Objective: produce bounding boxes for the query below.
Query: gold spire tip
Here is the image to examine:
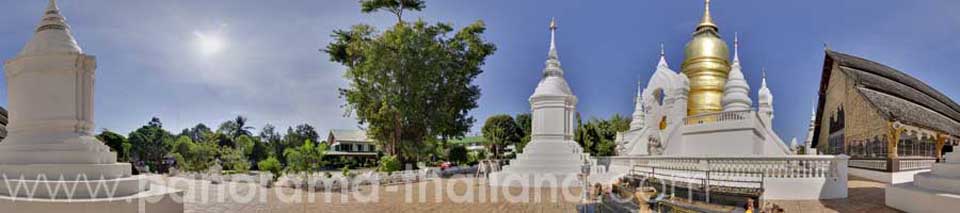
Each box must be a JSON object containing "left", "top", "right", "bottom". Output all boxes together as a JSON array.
[{"left": 549, "top": 17, "right": 557, "bottom": 30}]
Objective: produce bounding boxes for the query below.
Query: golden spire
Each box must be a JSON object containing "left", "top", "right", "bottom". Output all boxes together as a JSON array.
[
  {"left": 682, "top": 0, "right": 730, "bottom": 116},
  {"left": 697, "top": 0, "right": 718, "bottom": 31}
]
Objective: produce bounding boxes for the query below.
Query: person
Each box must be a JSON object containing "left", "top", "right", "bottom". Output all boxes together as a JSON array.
[{"left": 745, "top": 198, "right": 755, "bottom": 213}]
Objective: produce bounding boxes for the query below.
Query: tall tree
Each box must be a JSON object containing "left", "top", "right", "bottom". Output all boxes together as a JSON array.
[
  {"left": 360, "top": 0, "right": 425, "bottom": 22},
  {"left": 180, "top": 123, "right": 212, "bottom": 142},
  {"left": 284, "top": 124, "right": 318, "bottom": 148},
  {"left": 97, "top": 129, "right": 131, "bottom": 162},
  {"left": 218, "top": 116, "right": 254, "bottom": 140},
  {"left": 514, "top": 113, "right": 532, "bottom": 153},
  {"left": 325, "top": 0, "right": 495, "bottom": 163},
  {"left": 481, "top": 114, "right": 521, "bottom": 159},
  {"left": 129, "top": 117, "right": 175, "bottom": 173}
]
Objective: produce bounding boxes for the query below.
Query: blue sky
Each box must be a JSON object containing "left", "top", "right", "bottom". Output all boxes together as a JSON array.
[{"left": 0, "top": 0, "right": 957, "bottom": 143}]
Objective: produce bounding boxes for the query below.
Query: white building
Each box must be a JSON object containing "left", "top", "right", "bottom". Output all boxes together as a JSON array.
[
  {"left": 489, "top": 18, "right": 589, "bottom": 187},
  {"left": 600, "top": 0, "right": 849, "bottom": 201},
  {"left": 0, "top": 1, "right": 181, "bottom": 211}
]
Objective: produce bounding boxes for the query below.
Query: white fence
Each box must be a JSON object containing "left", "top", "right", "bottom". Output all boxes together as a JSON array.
[{"left": 598, "top": 155, "right": 849, "bottom": 200}]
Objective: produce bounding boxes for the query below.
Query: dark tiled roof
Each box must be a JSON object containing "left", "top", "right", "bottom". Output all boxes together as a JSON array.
[{"left": 826, "top": 50, "right": 960, "bottom": 136}]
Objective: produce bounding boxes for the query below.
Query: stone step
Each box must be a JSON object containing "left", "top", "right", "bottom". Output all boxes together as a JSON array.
[
  {"left": 931, "top": 163, "right": 960, "bottom": 178},
  {"left": 914, "top": 172, "right": 960, "bottom": 194},
  {"left": 0, "top": 163, "right": 132, "bottom": 180},
  {"left": 0, "top": 150, "right": 117, "bottom": 164},
  {"left": 0, "top": 176, "right": 148, "bottom": 199}
]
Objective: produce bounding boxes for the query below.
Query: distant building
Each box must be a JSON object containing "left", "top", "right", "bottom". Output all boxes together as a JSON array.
[
  {"left": 812, "top": 50, "right": 960, "bottom": 183},
  {"left": 449, "top": 135, "right": 485, "bottom": 152},
  {"left": 325, "top": 129, "right": 378, "bottom": 158}
]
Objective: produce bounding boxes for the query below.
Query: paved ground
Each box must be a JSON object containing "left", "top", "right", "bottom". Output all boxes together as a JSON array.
[
  {"left": 768, "top": 177, "right": 902, "bottom": 213},
  {"left": 148, "top": 175, "right": 903, "bottom": 212},
  {"left": 148, "top": 175, "right": 585, "bottom": 212}
]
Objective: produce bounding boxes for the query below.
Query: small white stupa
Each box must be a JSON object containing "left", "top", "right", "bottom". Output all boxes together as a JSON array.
[
  {"left": 489, "top": 18, "right": 588, "bottom": 187},
  {"left": 0, "top": 1, "right": 182, "bottom": 212}
]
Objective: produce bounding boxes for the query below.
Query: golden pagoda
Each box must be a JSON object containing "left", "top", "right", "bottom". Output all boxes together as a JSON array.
[{"left": 681, "top": 0, "right": 731, "bottom": 116}]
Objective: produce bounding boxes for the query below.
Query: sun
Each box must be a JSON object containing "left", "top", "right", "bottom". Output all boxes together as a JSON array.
[{"left": 194, "top": 31, "right": 225, "bottom": 55}]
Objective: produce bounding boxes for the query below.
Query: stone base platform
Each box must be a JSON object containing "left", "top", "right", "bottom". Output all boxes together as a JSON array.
[
  {"left": 886, "top": 182, "right": 960, "bottom": 213},
  {"left": 0, "top": 184, "right": 183, "bottom": 213}
]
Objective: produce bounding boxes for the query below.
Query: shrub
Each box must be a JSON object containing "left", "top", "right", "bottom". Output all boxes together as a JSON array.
[
  {"left": 378, "top": 155, "right": 401, "bottom": 173},
  {"left": 447, "top": 146, "right": 468, "bottom": 165},
  {"left": 257, "top": 157, "right": 282, "bottom": 182}
]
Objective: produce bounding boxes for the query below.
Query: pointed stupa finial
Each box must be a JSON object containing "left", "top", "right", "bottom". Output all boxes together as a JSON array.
[
  {"left": 697, "top": 0, "right": 718, "bottom": 31},
  {"left": 548, "top": 17, "right": 558, "bottom": 59},
  {"left": 19, "top": 0, "right": 82, "bottom": 56},
  {"left": 657, "top": 43, "right": 669, "bottom": 67},
  {"left": 733, "top": 32, "right": 740, "bottom": 64},
  {"left": 543, "top": 17, "right": 563, "bottom": 77},
  {"left": 47, "top": 0, "right": 59, "bottom": 12},
  {"left": 761, "top": 67, "right": 768, "bottom": 87},
  {"left": 660, "top": 43, "right": 665, "bottom": 57}
]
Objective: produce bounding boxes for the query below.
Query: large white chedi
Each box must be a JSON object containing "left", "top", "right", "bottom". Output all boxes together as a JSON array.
[
  {"left": 489, "top": 19, "right": 587, "bottom": 187},
  {"left": 886, "top": 151, "right": 960, "bottom": 213},
  {"left": 0, "top": 1, "right": 182, "bottom": 212},
  {"left": 601, "top": 0, "right": 848, "bottom": 200},
  {"left": 616, "top": 35, "right": 791, "bottom": 157}
]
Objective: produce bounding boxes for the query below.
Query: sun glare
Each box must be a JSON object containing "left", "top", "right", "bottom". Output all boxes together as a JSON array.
[{"left": 194, "top": 31, "right": 225, "bottom": 55}]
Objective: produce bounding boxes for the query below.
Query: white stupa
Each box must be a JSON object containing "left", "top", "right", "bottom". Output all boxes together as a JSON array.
[
  {"left": 489, "top": 18, "right": 587, "bottom": 187},
  {"left": 0, "top": 1, "right": 182, "bottom": 212}
]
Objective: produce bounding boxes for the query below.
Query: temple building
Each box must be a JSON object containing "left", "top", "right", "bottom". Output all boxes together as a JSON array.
[
  {"left": 812, "top": 50, "right": 960, "bottom": 183},
  {"left": 600, "top": 0, "right": 849, "bottom": 201},
  {"left": 615, "top": 0, "right": 790, "bottom": 157}
]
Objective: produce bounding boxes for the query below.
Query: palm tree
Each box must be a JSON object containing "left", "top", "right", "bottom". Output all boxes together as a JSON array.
[
  {"left": 232, "top": 116, "right": 254, "bottom": 139},
  {"left": 219, "top": 116, "right": 255, "bottom": 140}
]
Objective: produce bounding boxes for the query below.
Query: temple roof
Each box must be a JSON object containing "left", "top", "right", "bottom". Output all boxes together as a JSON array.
[
  {"left": 19, "top": 0, "right": 82, "bottom": 56},
  {"left": 822, "top": 50, "right": 960, "bottom": 136}
]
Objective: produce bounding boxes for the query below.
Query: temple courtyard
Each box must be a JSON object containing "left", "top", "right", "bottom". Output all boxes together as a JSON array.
[{"left": 142, "top": 175, "right": 901, "bottom": 212}]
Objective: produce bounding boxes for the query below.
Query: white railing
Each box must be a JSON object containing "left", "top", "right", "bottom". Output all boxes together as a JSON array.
[
  {"left": 683, "top": 109, "right": 753, "bottom": 126},
  {"left": 601, "top": 155, "right": 848, "bottom": 179}
]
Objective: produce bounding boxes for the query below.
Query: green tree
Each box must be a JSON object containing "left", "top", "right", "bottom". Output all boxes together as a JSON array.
[
  {"left": 179, "top": 123, "right": 212, "bottom": 142},
  {"left": 283, "top": 124, "right": 319, "bottom": 148},
  {"left": 257, "top": 157, "right": 283, "bottom": 182},
  {"left": 171, "top": 135, "right": 218, "bottom": 172},
  {"left": 377, "top": 155, "right": 401, "bottom": 173},
  {"left": 259, "top": 124, "right": 286, "bottom": 164},
  {"left": 447, "top": 146, "right": 468, "bottom": 165},
  {"left": 129, "top": 117, "right": 175, "bottom": 173},
  {"left": 218, "top": 116, "right": 254, "bottom": 140},
  {"left": 97, "top": 129, "right": 131, "bottom": 162},
  {"left": 221, "top": 147, "right": 250, "bottom": 173},
  {"left": 481, "top": 114, "right": 520, "bottom": 159},
  {"left": 283, "top": 139, "right": 328, "bottom": 177},
  {"left": 325, "top": 0, "right": 495, "bottom": 164},
  {"left": 360, "top": 0, "right": 425, "bottom": 22},
  {"left": 514, "top": 113, "right": 532, "bottom": 153}
]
